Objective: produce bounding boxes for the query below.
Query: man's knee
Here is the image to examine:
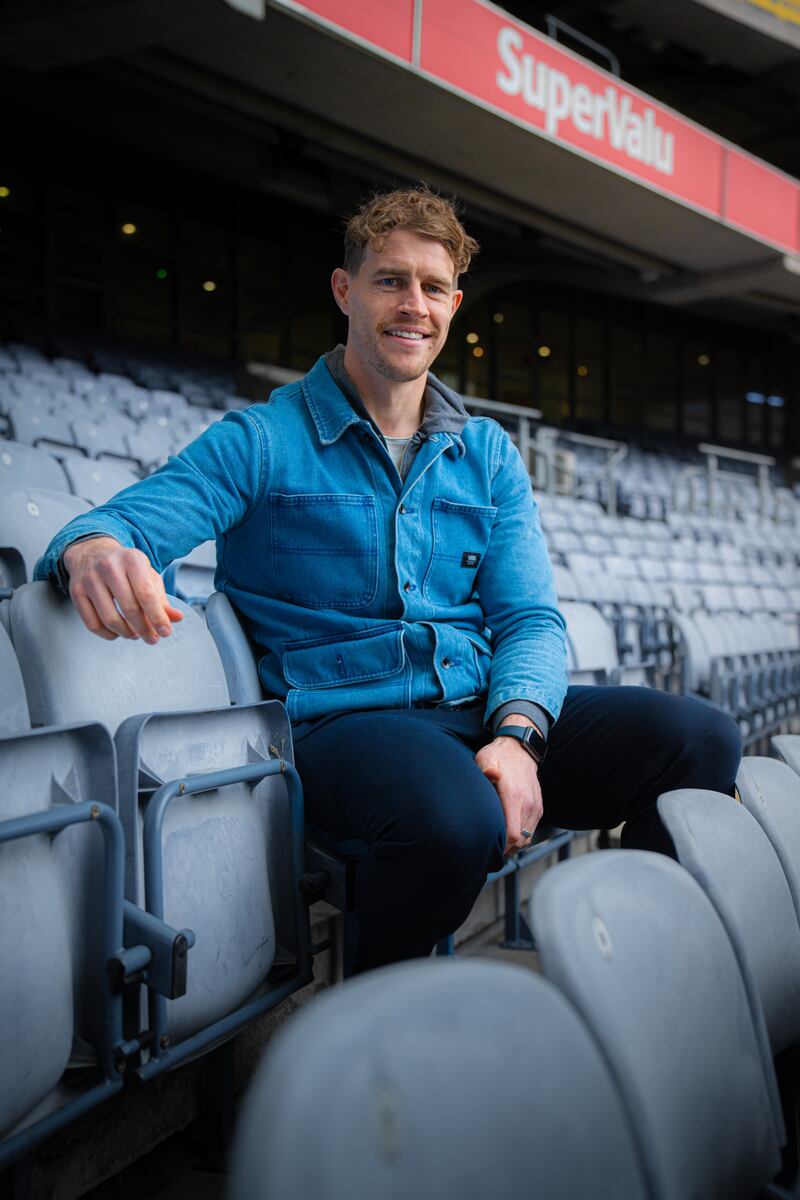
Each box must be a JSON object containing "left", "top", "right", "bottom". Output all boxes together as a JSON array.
[
  {"left": 411, "top": 784, "right": 505, "bottom": 878},
  {"left": 656, "top": 694, "right": 742, "bottom": 794}
]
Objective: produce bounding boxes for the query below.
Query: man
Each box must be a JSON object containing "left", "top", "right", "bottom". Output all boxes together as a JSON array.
[{"left": 36, "top": 185, "right": 741, "bottom": 974}]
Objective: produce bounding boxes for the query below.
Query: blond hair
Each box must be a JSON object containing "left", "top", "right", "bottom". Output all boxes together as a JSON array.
[{"left": 343, "top": 184, "right": 479, "bottom": 279}]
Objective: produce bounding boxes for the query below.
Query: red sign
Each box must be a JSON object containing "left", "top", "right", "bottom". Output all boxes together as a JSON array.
[
  {"left": 273, "top": 0, "right": 800, "bottom": 254},
  {"left": 724, "top": 150, "right": 800, "bottom": 253},
  {"left": 274, "top": 0, "right": 414, "bottom": 62},
  {"left": 419, "top": 0, "right": 724, "bottom": 217}
]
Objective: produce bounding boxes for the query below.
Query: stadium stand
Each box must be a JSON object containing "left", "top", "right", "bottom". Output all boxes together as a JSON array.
[{"left": 2, "top": 324, "right": 800, "bottom": 1192}]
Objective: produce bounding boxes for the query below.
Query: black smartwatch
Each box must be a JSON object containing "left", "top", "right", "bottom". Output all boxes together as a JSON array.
[{"left": 495, "top": 723, "right": 547, "bottom": 766}]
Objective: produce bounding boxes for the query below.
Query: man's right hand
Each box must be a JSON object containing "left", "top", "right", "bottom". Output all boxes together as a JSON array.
[{"left": 63, "top": 537, "right": 184, "bottom": 644}]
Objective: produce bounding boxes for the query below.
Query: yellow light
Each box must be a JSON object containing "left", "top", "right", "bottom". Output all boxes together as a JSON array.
[
  {"left": 493, "top": 312, "right": 504, "bottom": 324},
  {"left": 466, "top": 332, "right": 479, "bottom": 344},
  {"left": 472, "top": 346, "right": 484, "bottom": 358},
  {"left": 698, "top": 353, "right": 710, "bottom": 366},
  {"left": 0, "top": 187, "right": 9, "bottom": 199},
  {"left": 203, "top": 280, "right": 217, "bottom": 293},
  {"left": 121, "top": 223, "right": 137, "bottom": 236},
  {"left": 577, "top": 365, "right": 589, "bottom": 377},
  {"left": 538, "top": 345, "right": 551, "bottom": 358}
]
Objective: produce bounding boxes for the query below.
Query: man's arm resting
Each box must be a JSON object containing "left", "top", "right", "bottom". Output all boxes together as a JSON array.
[{"left": 62, "top": 536, "right": 184, "bottom": 643}]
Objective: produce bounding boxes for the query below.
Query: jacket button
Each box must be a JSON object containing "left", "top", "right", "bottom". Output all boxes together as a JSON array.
[
  {"left": 403, "top": 580, "right": 416, "bottom": 593},
  {"left": 441, "top": 657, "right": 452, "bottom": 669},
  {"left": 399, "top": 503, "right": 406, "bottom": 515}
]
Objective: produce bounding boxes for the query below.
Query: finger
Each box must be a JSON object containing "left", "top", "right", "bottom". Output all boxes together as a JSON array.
[
  {"left": 99, "top": 556, "right": 172, "bottom": 640},
  {"left": 71, "top": 585, "right": 128, "bottom": 640},
  {"left": 83, "top": 573, "right": 142, "bottom": 639}
]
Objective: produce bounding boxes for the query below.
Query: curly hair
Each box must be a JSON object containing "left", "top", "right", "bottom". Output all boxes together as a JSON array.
[{"left": 343, "top": 184, "right": 479, "bottom": 279}]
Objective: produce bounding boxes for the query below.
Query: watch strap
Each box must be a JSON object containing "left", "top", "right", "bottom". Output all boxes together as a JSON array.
[{"left": 494, "top": 724, "right": 547, "bottom": 766}]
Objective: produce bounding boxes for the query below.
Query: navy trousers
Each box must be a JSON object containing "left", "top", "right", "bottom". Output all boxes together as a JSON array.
[{"left": 294, "top": 686, "right": 741, "bottom": 974}]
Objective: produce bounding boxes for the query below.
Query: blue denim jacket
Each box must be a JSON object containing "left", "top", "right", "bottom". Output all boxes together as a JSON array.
[{"left": 36, "top": 356, "right": 568, "bottom": 726}]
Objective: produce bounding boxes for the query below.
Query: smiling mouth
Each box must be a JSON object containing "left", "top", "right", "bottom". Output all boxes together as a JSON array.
[{"left": 383, "top": 329, "right": 431, "bottom": 341}]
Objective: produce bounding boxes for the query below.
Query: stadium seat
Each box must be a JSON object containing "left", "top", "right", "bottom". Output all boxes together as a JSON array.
[
  {"left": 658, "top": 789, "right": 800, "bottom": 1060},
  {"left": 772, "top": 734, "right": 800, "bottom": 776},
  {"left": 530, "top": 851, "right": 783, "bottom": 1199},
  {"left": 162, "top": 540, "right": 217, "bottom": 606},
  {"left": 736, "top": 757, "right": 800, "bottom": 928},
  {"left": 0, "top": 438, "right": 70, "bottom": 493},
  {"left": 8, "top": 582, "right": 311, "bottom": 1074},
  {"left": 62, "top": 456, "right": 141, "bottom": 506},
  {"left": 0, "top": 629, "right": 130, "bottom": 1164},
  {"left": 0, "top": 484, "right": 90, "bottom": 586},
  {"left": 230, "top": 960, "right": 648, "bottom": 1200}
]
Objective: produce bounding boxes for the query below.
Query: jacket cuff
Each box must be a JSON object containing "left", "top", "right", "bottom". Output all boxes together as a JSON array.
[{"left": 490, "top": 700, "right": 552, "bottom": 739}]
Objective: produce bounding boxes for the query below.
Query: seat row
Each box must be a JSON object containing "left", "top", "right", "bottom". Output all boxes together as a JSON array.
[
  {"left": 231, "top": 751, "right": 800, "bottom": 1200},
  {"left": 0, "top": 583, "right": 311, "bottom": 1169}
]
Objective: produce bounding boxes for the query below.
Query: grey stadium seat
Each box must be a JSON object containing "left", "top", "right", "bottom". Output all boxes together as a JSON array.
[
  {"left": 530, "top": 851, "right": 783, "bottom": 1200},
  {"left": 0, "top": 438, "right": 70, "bottom": 492},
  {"left": 0, "top": 640, "right": 124, "bottom": 1159},
  {"left": 231, "top": 959, "right": 648, "bottom": 1200},
  {"left": 736, "top": 757, "right": 800, "bottom": 928},
  {"left": 773, "top": 734, "right": 800, "bottom": 777},
  {"left": 62, "top": 456, "right": 140, "bottom": 506},
  {"left": 9, "top": 582, "right": 309, "bottom": 1066},
  {"left": 0, "top": 484, "right": 90, "bottom": 586},
  {"left": 658, "top": 789, "right": 800, "bottom": 1061}
]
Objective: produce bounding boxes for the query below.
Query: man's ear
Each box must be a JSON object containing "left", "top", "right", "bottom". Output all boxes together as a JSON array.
[
  {"left": 331, "top": 267, "right": 351, "bottom": 314},
  {"left": 450, "top": 288, "right": 464, "bottom": 317}
]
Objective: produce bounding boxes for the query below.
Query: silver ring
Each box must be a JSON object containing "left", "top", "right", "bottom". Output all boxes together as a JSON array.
[{"left": 521, "top": 829, "right": 533, "bottom": 840}]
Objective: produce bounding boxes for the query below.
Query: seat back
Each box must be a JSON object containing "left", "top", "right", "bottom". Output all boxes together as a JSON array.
[
  {"left": 0, "top": 723, "right": 117, "bottom": 1137},
  {"left": 0, "top": 621, "right": 30, "bottom": 736},
  {"left": 0, "top": 484, "right": 91, "bottom": 586},
  {"left": 531, "top": 851, "right": 782, "bottom": 1200},
  {"left": 62, "top": 456, "right": 140, "bottom": 506},
  {"left": 0, "top": 438, "right": 69, "bottom": 492},
  {"left": 772, "top": 734, "right": 800, "bottom": 778},
  {"left": 658, "top": 788, "right": 800, "bottom": 1056},
  {"left": 231, "top": 960, "right": 648, "bottom": 1200},
  {"left": 205, "top": 590, "right": 264, "bottom": 704},
  {"left": 561, "top": 600, "right": 619, "bottom": 682},
  {"left": 10, "top": 581, "right": 229, "bottom": 730},
  {"left": 736, "top": 757, "right": 800, "bottom": 927}
]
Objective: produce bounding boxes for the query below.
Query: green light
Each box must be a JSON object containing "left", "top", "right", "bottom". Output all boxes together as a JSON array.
[
  {"left": 156, "top": 267, "right": 168, "bottom": 280},
  {"left": 0, "top": 187, "right": 9, "bottom": 199}
]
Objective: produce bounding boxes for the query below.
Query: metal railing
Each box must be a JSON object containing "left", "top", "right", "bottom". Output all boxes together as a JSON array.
[{"left": 673, "top": 444, "right": 794, "bottom": 523}]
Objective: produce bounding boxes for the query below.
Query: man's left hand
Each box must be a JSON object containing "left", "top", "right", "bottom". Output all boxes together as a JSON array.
[{"left": 475, "top": 721, "right": 544, "bottom": 856}]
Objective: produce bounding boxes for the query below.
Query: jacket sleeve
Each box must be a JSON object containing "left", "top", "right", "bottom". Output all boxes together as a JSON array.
[
  {"left": 34, "top": 409, "right": 267, "bottom": 589},
  {"left": 477, "top": 427, "right": 568, "bottom": 725}
]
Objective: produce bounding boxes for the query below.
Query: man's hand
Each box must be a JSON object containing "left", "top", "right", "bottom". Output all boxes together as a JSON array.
[
  {"left": 63, "top": 536, "right": 184, "bottom": 644},
  {"left": 475, "top": 717, "right": 544, "bottom": 856}
]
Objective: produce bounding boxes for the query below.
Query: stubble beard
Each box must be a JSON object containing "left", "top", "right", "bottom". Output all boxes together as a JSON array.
[{"left": 361, "top": 325, "right": 439, "bottom": 384}]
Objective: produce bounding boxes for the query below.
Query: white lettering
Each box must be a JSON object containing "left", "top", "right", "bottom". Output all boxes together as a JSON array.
[
  {"left": 493, "top": 25, "right": 675, "bottom": 176},
  {"left": 496, "top": 27, "right": 523, "bottom": 96},
  {"left": 522, "top": 56, "right": 546, "bottom": 108},
  {"left": 625, "top": 111, "right": 644, "bottom": 160},
  {"left": 546, "top": 69, "right": 571, "bottom": 135},
  {"left": 571, "top": 84, "right": 593, "bottom": 134},
  {"left": 606, "top": 87, "right": 630, "bottom": 150}
]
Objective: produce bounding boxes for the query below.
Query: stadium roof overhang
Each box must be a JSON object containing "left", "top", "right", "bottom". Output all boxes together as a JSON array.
[{"left": 4, "top": 0, "right": 800, "bottom": 317}]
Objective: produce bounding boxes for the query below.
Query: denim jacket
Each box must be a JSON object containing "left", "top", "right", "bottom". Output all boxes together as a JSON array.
[{"left": 36, "top": 355, "right": 568, "bottom": 726}]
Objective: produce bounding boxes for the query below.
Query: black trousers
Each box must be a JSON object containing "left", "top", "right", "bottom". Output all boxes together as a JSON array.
[{"left": 294, "top": 686, "right": 741, "bottom": 974}]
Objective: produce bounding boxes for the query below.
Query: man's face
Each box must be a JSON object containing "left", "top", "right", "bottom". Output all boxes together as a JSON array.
[{"left": 331, "top": 228, "right": 463, "bottom": 384}]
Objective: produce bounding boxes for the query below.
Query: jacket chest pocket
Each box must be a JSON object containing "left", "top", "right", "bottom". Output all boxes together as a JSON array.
[
  {"left": 422, "top": 498, "right": 498, "bottom": 606},
  {"left": 270, "top": 492, "right": 379, "bottom": 610}
]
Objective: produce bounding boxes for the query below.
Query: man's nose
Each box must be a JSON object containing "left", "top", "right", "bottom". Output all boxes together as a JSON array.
[{"left": 398, "top": 282, "right": 430, "bottom": 317}]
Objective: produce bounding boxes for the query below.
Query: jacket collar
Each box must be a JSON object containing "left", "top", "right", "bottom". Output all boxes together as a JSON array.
[{"left": 303, "top": 350, "right": 467, "bottom": 456}]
